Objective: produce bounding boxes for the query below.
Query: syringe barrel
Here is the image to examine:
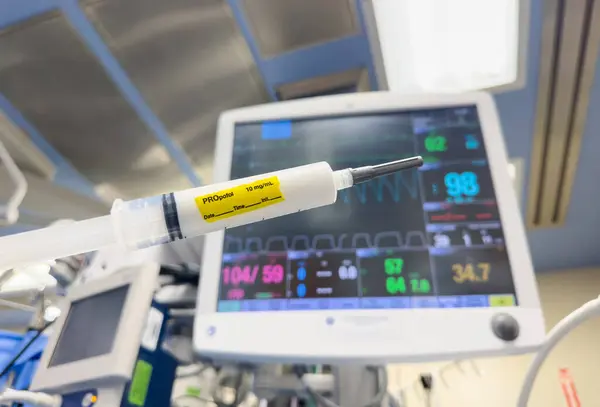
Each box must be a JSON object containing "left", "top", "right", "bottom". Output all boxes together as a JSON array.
[
  {"left": 0, "top": 215, "right": 114, "bottom": 271},
  {"left": 112, "top": 162, "right": 338, "bottom": 250}
]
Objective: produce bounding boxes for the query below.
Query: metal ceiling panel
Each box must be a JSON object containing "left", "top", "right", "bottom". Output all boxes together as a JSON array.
[
  {"left": 0, "top": 111, "right": 55, "bottom": 179},
  {"left": 276, "top": 68, "right": 368, "bottom": 100},
  {"left": 83, "top": 0, "right": 269, "bottom": 184},
  {"left": 0, "top": 12, "right": 188, "bottom": 199},
  {"left": 241, "top": 0, "right": 359, "bottom": 57}
]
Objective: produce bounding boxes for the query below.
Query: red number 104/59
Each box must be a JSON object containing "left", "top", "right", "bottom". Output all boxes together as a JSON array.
[{"left": 222, "top": 264, "right": 284, "bottom": 285}]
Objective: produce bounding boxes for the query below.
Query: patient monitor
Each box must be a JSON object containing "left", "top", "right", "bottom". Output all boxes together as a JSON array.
[{"left": 194, "top": 92, "right": 545, "bottom": 363}]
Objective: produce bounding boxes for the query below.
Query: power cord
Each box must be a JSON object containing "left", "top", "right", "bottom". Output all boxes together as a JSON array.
[{"left": 517, "top": 295, "right": 600, "bottom": 407}]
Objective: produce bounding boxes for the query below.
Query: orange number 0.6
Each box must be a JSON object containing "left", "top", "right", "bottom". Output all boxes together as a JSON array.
[{"left": 452, "top": 262, "right": 491, "bottom": 283}]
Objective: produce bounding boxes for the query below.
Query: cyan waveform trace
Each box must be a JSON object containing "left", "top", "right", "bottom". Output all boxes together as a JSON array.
[
  {"left": 339, "top": 171, "right": 419, "bottom": 204},
  {"left": 224, "top": 231, "right": 427, "bottom": 253}
]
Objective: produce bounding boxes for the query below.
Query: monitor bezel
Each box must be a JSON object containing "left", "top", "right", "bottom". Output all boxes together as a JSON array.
[
  {"left": 195, "top": 92, "right": 544, "bottom": 363},
  {"left": 30, "top": 264, "right": 160, "bottom": 392}
]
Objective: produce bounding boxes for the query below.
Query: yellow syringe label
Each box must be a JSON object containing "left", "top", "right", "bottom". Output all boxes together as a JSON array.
[{"left": 195, "top": 176, "right": 285, "bottom": 223}]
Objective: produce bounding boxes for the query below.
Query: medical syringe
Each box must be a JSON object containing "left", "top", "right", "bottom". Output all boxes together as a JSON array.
[{"left": 0, "top": 156, "right": 423, "bottom": 271}]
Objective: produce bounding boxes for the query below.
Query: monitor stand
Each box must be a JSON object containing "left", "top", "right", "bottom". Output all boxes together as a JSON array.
[
  {"left": 255, "top": 365, "right": 383, "bottom": 407},
  {"left": 332, "top": 366, "right": 381, "bottom": 407}
]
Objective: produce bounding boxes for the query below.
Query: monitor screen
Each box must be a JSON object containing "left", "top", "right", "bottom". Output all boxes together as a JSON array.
[
  {"left": 49, "top": 285, "right": 130, "bottom": 367},
  {"left": 217, "top": 106, "right": 517, "bottom": 312}
]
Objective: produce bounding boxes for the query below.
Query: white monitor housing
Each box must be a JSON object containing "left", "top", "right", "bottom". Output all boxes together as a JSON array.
[
  {"left": 30, "top": 264, "right": 159, "bottom": 393},
  {"left": 194, "top": 92, "right": 544, "bottom": 364}
]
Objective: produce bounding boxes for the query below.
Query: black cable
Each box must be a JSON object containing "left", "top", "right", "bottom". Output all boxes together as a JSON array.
[
  {"left": 159, "top": 265, "right": 199, "bottom": 286},
  {"left": 232, "top": 370, "right": 245, "bottom": 406},
  {"left": 0, "top": 321, "right": 54, "bottom": 380},
  {"left": 175, "top": 363, "right": 213, "bottom": 378}
]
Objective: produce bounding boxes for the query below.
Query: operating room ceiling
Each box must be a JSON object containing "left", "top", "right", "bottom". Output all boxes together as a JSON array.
[{"left": 2, "top": 0, "right": 600, "bottom": 272}]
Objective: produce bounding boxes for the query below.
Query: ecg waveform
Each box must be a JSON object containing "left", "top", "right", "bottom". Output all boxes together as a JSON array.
[
  {"left": 224, "top": 231, "right": 427, "bottom": 253},
  {"left": 339, "top": 171, "right": 419, "bottom": 204}
]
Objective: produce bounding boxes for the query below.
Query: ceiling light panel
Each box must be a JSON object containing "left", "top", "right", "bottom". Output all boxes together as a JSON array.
[{"left": 372, "top": 0, "right": 526, "bottom": 94}]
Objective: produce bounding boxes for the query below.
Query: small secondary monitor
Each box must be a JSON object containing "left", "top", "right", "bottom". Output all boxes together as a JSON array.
[
  {"left": 195, "top": 92, "right": 544, "bottom": 363},
  {"left": 49, "top": 286, "right": 129, "bottom": 367},
  {"left": 30, "top": 265, "right": 159, "bottom": 393}
]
